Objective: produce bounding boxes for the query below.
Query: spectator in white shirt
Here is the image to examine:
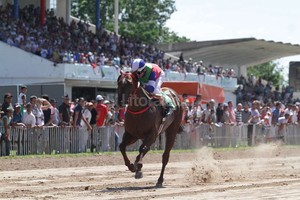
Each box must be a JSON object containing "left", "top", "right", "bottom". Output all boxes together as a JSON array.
[
  {"left": 277, "top": 112, "right": 290, "bottom": 141},
  {"left": 99, "top": 53, "right": 106, "bottom": 66},
  {"left": 18, "top": 85, "right": 27, "bottom": 106},
  {"left": 22, "top": 103, "right": 36, "bottom": 128},
  {"left": 79, "top": 102, "right": 92, "bottom": 152}
]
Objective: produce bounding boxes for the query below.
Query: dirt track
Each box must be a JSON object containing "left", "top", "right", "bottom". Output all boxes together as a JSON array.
[{"left": 0, "top": 144, "right": 300, "bottom": 199}]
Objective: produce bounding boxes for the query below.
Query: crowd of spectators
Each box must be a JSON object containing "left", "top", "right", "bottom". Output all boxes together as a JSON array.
[
  {"left": 182, "top": 95, "right": 300, "bottom": 146},
  {"left": 183, "top": 97, "right": 300, "bottom": 126},
  {"left": 0, "top": 3, "right": 164, "bottom": 68},
  {"left": 163, "top": 53, "right": 236, "bottom": 78},
  {"left": 0, "top": 85, "right": 125, "bottom": 156},
  {"left": 184, "top": 75, "right": 300, "bottom": 125},
  {"left": 1, "top": 83, "right": 300, "bottom": 155},
  {"left": 1, "top": 3, "right": 300, "bottom": 153},
  {"left": 235, "top": 74, "right": 296, "bottom": 105},
  {"left": 1, "top": 3, "right": 299, "bottom": 124},
  {"left": 0, "top": 3, "right": 237, "bottom": 78}
]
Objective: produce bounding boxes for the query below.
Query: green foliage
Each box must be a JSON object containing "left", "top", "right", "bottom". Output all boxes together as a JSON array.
[
  {"left": 119, "top": 20, "right": 161, "bottom": 43},
  {"left": 71, "top": 0, "right": 188, "bottom": 43},
  {"left": 159, "top": 27, "right": 190, "bottom": 43},
  {"left": 118, "top": 0, "right": 175, "bottom": 43},
  {"left": 71, "top": 0, "right": 114, "bottom": 26},
  {"left": 72, "top": 0, "right": 93, "bottom": 22},
  {"left": 247, "top": 61, "right": 284, "bottom": 86}
]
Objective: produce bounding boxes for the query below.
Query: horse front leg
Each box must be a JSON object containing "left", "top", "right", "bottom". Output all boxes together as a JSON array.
[
  {"left": 134, "top": 133, "right": 156, "bottom": 179},
  {"left": 119, "top": 131, "right": 138, "bottom": 172}
]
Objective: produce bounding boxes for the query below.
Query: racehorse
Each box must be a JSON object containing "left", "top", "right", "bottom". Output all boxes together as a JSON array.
[{"left": 117, "top": 71, "right": 183, "bottom": 187}]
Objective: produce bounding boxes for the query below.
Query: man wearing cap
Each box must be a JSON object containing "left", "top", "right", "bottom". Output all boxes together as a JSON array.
[
  {"left": 95, "top": 95, "right": 111, "bottom": 151},
  {"left": 277, "top": 111, "right": 291, "bottom": 141},
  {"left": 2, "top": 93, "right": 13, "bottom": 117},
  {"left": 131, "top": 58, "right": 174, "bottom": 116},
  {"left": 11, "top": 103, "right": 25, "bottom": 127},
  {"left": 59, "top": 94, "right": 71, "bottom": 126},
  {"left": 95, "top": 95, "right": 109, "bottom": 127},
  {"left": 131, "top": 58, "right": 165, "bottom": 96}
]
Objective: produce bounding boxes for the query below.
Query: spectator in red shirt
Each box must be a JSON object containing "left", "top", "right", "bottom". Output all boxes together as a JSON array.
[
  {"left": 95, "top": 95, "right": 109, "bottom": 127},
  {"left": 118, "top": 106, "right": 125, "bottom": 122}
]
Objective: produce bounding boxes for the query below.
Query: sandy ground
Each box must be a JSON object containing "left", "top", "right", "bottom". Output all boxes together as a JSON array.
[{"left": 0, "top": 144, "right": 300, "bottom": 199}]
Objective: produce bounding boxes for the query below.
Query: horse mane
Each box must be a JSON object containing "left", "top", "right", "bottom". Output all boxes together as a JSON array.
[
  {"left": 122, "top": 72, "right": 133, "bottom": 83},
  {"left": 118, "top": 71, "right": 152, "bottom": 101}
]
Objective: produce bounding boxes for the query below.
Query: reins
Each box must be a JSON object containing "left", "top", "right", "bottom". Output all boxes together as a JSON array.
[
  {"left": 126, "top": 105, "right": 151, "bottom": 115},
  {"left": 119, "top": 72, "right": 152, "bottom": 115}
]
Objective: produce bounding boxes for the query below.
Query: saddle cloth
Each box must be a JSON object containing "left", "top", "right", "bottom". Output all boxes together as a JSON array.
[{"left": 161, "top": 88, "right": 179, "bottom": 109}]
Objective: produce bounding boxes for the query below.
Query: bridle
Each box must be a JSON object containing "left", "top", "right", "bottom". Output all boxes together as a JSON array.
[{"left": 118, "top": 71, "right": 151, "bottom": 115}]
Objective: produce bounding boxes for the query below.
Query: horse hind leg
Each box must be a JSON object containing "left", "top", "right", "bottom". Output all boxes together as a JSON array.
[
  {"left": 156, "top": 123, "right": 180, "bottom": 187},
  {"left": 119, "top": 131, "right": 138, "bottom": 173}
]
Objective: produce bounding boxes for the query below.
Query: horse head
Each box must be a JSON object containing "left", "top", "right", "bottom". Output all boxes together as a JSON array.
[{"left": 117, "top": 70, "right": 138, "bottom": 107}]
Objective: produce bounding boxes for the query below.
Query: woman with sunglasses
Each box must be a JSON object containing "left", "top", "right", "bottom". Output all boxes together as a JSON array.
[{"left": 131, "top": 58, "right": 173, "bottom": 116}]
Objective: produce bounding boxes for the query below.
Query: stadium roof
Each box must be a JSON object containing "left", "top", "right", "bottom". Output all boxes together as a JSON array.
[{"left": 157, "top": 38, "right": 300, "bottom": 67}]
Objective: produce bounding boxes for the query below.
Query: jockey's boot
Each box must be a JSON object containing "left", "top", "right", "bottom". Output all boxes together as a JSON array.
[{"left": 164, "top": 105, "right": 173, "bottom": 117}]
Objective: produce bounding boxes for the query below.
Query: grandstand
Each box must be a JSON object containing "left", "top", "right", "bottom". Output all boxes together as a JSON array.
[
  {"left": 1, "top": 1, "right": 300, "bottom": 104},
  {"left": 1, "top": 0, "right": 300, "bottom": 158}
]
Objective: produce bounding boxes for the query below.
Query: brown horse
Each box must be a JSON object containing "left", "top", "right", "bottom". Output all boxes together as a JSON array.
[{"left": 117, "top": 71, "right": 183, "bottom": 187}]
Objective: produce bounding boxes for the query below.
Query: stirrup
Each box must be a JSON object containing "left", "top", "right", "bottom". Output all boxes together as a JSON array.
[{"left": 165, "top": 106, "right": 173, "bottom": 117}]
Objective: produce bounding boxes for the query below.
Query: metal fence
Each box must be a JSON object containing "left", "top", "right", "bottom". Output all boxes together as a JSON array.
[{"left": 0, "top": 123, "right": 300, "bottom": 156}]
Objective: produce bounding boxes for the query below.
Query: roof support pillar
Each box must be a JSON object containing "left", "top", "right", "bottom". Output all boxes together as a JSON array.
[
  {"left": 13, "top": 0, "right": 19, "bottom": 19},
  {"left": 40, "top": 0, "right": 46, "bottom": 26},
  {"left": 95, "top": 0, "right": 100, "bottom": 30}
]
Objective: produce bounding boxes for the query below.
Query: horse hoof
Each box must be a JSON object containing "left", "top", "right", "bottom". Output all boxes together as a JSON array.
[
  {"left": 128, "top": 164, "right": 136, "bottom": 172},
  {"left": 135, "top": 171, "right": 143, "bottom": 179},
  {"left": 156, "top": 183, "right": 163, "bottom": 188},
  {"left": 136, "top": 163, "right": 143, "bottom": 170}
]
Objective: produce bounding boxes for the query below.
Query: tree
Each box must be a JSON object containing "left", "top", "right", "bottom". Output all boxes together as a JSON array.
[
  {"left": 118, "top": 0, "right": 176, "bottom": 43},
  {"left": 159, "top": 27, "right": 190, "bottom": 43},
  {"left": 247, "top": 61, "right": 285, "bottom": 87},
  {"left": 71, "top": 0, "right": 113, "bottom": 26},
  {"left": 71, "top": 0, "right": 187, "bottom": 43}
]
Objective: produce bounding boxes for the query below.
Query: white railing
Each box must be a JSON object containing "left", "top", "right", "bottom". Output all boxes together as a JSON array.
[
  {"left": 63, "top": 63, "right": 237, "bottom": 90},
  {"left": 0, "top": 124, "right": 299, "bottom": 156},
  {"left": 165, "top": 71, "right": 237, "bottom": 89}
]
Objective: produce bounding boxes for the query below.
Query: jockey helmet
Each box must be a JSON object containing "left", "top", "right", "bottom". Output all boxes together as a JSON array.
[{"left": 132, "top": 58, "right": 145, "bottom": 72}]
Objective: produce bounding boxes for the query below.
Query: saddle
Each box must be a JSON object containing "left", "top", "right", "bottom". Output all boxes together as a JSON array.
[{"left": 152, "top": 88, "right": 178, "bottom": 117}]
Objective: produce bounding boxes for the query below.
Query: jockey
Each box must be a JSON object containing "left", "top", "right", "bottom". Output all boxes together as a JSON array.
[{"left": 131, "top": 58, "right": 173, "bottom": 116}]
